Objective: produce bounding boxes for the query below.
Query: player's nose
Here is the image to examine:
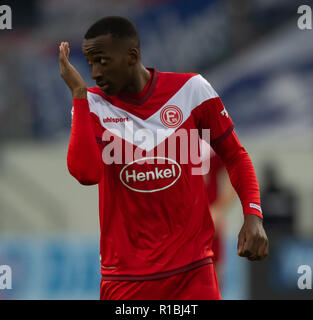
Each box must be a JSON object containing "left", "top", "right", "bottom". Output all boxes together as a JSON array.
[{"left": 91, "top": 64, "right": 103, "bottom": 80}]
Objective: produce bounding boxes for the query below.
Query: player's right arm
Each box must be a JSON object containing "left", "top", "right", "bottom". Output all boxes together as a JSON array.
[{"left": 59, "top": 42, "right": 103, "bottom": 185}]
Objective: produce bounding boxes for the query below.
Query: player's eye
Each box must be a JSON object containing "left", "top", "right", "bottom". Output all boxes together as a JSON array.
[
  {"left": 100, "top": 58, "right": 107, "bottom": 65},
  {"left": 87, "top": 57, "right": 108, "bottom": 67}
]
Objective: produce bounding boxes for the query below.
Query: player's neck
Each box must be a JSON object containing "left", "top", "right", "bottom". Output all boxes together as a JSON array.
[{"left": 124, "top": 64, "right": 151, "bottom": 94}]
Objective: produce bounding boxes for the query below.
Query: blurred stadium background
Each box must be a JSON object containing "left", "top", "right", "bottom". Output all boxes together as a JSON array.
[{"left": 0, "top": 0, "right": 313, "bottom": 299}]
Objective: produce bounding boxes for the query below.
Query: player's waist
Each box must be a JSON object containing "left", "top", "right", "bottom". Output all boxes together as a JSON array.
[{"left": 101, "top": 257, "right": 213, "bottom": 281}]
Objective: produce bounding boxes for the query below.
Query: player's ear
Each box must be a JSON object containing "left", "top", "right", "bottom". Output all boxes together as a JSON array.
[{"left": 128, "top": 47, "right": 139, "bottom": 66}]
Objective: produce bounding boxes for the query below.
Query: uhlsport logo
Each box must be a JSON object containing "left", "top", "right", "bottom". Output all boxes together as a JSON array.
[
  {"left": 120, "top": 157, "right": 181, "bottom": 193},
  {"left": 103, "top": 116, "right": 129, "bottom": 123},
  {"left": 160, "top": 105, "right": 183, "bottom": 128},
  {"left": 0, "top": 5, "right": 12, "bottom": 30}
]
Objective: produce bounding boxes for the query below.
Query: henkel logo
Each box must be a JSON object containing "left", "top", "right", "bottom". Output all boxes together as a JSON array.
[
  {"left": 120, "top": 157, "right": 181, "bottom": 192},
  {"left": 160, "top": 105, "right": 183, "bottom": 128},
  {"left": 103, "top": 117, "right": 129, "bottom": 123}
]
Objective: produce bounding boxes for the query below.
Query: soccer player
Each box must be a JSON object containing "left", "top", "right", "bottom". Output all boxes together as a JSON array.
[{"left": 58, "top": 16, "right": 268, "bottom": 300}]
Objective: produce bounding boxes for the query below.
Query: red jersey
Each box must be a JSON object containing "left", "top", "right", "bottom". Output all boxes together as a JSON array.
[
  {"left": 67, "top": 69, "right": 263, "bottom": 280},
  {"left": 205, "top": 153, "right": 225, "bottom": 205}
]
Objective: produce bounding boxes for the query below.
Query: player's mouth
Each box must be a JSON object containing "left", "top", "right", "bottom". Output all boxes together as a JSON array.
[{"left": 97, "top": 81, "right": 110, "bottom": 92}]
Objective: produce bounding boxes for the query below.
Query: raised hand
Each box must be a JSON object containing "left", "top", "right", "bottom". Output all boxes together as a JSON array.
[{"left": 59, "top": 42, "right": 87, "bottom": 99}]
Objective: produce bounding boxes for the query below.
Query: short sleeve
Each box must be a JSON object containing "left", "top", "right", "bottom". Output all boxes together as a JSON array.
[{"left": 191, "top": 76, "right": 234, "bottom": 145}]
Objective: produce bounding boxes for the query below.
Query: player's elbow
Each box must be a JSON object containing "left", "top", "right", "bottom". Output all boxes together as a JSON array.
[
  {"left": 70, "top": 169, "right": 102, "bottom": 185},
  {"left": 76, "top": 175, "right": 101, "bottom": 186},
  {"left": 67, "top": 162, "right": 102, "bottom": 186}
]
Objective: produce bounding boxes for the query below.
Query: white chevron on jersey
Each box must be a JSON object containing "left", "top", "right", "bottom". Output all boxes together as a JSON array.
[{"left": 86, "top": 74, "right": 218, "bottom": 152}]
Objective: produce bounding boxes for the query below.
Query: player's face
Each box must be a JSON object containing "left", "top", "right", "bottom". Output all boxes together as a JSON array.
[{"left": 82, "top": 34, "right": 136, "bottom": 96}]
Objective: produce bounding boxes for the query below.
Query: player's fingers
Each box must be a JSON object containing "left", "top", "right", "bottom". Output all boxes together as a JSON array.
[
  {"left": 264, "top": 239, "right": 269, "bottom": 256},
  {"left": 247, "top": 254, "right": 259, "bottom": 261},
  {"left": 59, "top": 42, "right": 69, "bottom": 66},
  {"left": 237, "top": 231, "right": 246, "bottom": 256},
  {"left": 245, "top": 230, "right": 260, "bottom": 252},
  {"left": 257, "top": 238, "right": 269, "bottom": 259},
  {"left": 241, "top": 236, "right": 256, "bottom": 258},
  {"left": 63, "top": 42, "right": 70, "bottom": 59},
  {"left": 245, "top": 237, "right": 268, "bottom": 261},
  {"left": 59, "top": 43, "right": 66, "bottom": 63},
  {"left": 249, "top": 230, "right": 268, "bottom": 260}
]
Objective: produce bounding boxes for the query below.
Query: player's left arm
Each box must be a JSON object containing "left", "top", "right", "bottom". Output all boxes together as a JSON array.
[
  {"left": 193, "top": 75, "right": 268, "bottom": 261},
  {"left": 210, "top": 167, "right": 236, "bottom": 230},
  {"left": 213, "top": 131, "right": 269, "bottom": 261}
]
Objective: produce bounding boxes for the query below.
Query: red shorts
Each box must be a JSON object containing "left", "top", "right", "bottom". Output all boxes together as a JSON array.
[{"left": 100, "top": 263, "right": 221, "bottom": 300}]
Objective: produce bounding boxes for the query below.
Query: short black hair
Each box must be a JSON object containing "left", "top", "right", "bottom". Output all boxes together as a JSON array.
[{"left": 84, "top": 16, "right": 140, "bottom": 48}]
